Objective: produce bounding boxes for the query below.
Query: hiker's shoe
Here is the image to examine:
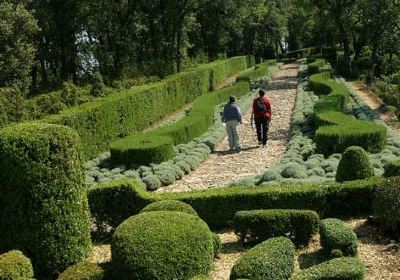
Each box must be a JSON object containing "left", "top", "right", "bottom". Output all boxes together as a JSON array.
[{"left": 258, "top": 141, "right": 262, "bottom": 145}]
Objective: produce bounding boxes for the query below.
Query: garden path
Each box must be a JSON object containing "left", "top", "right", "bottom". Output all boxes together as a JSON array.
[{"left": 157, "top": 64, "right": 298, "bottom": 193}]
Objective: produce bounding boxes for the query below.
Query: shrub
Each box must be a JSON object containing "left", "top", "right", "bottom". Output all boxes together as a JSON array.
[
  {"left": 0, "top": 123, "right": 92, "bottom": 277},
  {"left": 230, "top": 237, "right": 295, "bottom": 280},
  {"left": 61, "top": 81, "right": 80, "bottom": 106},
  {"left": 142, "top": 175, "right": 162, "bottom": 191},
  {"left": 0, "top": 250, "right": 34, "bottom": 280},
  {"left": 290, "top": 257, "right": 365, "bottom": 280},
  {"left": 91, "top": 72, "right": 105, "bottom": 97},
  {"left": 336, "top": 146, "right": 374, "bottom": 182},
  {"left": 320, "top": 218, "right": 357, "bottom": 256},
  {"left": 57, "top": 262, "right": 104, "bottom": 280},
  {"left": 373, "top": 177, "right": 400, "bottom": 236},
  {"left": 140, "top": 200, "right": 198, "bottom": 216},
  {"left": 212, "top": 233, "right": 222, "bottom": 257},
  {"left": 234, "top": 209, "right": 319, "bottom": 246},
  {"left": 384, "top": 160, "right": 400, "bottom": 177},
  {"left": 111, "top": 211, "right": 214, "bottom": 280},
  {"left": 308, "top": 59, "right": 326, "bottom": 75},
  {"left": 281, "top": 163, "right": 308, "bottom": 179}
]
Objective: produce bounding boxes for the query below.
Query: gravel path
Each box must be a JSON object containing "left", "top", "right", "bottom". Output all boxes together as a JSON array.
[{"left": 157, "top": 64, "right": 298, "bottom": 193}]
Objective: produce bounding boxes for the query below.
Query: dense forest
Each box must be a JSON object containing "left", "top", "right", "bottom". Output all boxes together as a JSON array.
[{"left": 1, "top": 0, "right": 399, "bottom": 100}]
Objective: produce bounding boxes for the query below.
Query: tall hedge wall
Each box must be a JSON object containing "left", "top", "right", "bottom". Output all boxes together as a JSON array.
[
  {"left": 309, "top": 61, "right": 386, "bottom": 155},
  {"left": 88, "top": 177, "right": 381, "bottom": 231},
  {"left": 43, "top": 56, "right": 251, "bottom": 159},
  {"left": 0, "top": 123, "right": 92, "bottom": 277}
]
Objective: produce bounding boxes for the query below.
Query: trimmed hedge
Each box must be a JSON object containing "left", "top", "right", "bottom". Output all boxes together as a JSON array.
[
  {"left": 230, "top": 237, "right": 295, "bottom": 280},
  {"left": 309, "top": 61, "right": 386, "bottom": 155},
  {"left": 88, "top": 177, "right": 381, "bottom": 231},
  {"left": 320, "top": 218, "right": 358, "bottom": 257},
  {"left": 0, "top": 123, "right": 92, "bottom": 277},
  {"left": 308, "top": 59, "right": 326, "bottom": 75},
  {"left": 57, "top": 262, "right": 104, "bottom": 280},
  {"left": 373, "top": 177, "right": 400, "bottom": 235},
  {"left": 140, "top": 200, "right": 198, "bottom": 216},
  {"left": 111, "top": 211, "right": 214, "bottom": 280},
  {"left": 234, "top": 209, "right": 319, "bottom": 246},
  {"left": 290, "top": 257, "right": 365, "bottom": 280},
  {"left": 0, "top": 250, "right": 34, "bottom": 280},
  {"left": 336, "top": 146, "right": 374, "bottom": 182},
  {"left": 44, "top": 57, "right": 251, "bottom": 159},
  {"left": 236, "top": 60, "right": 277, "bottom": 83},
  {"left": 109, "top": 80, "right": 250, "bottom": 165},
  {"left": 384, "top": 160, "right": 400, "bottom": 177},
  {"left": 212, "top": 233, "right": 222, "bottom": 257}
]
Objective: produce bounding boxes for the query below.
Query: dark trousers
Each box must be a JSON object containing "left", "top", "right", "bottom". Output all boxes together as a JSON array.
[{"left": 255, "top": 116, "right": 270, "bottom": 145}]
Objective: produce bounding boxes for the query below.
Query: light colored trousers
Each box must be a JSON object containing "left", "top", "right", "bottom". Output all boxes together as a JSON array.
[{"left": 226, "top": 120, "right": 240, "bottom": 149}]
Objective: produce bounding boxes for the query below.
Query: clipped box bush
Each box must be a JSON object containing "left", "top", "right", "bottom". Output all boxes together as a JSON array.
[
  {"left": 44, "top": 57, "right": 250, "bottom": 159},
  {"left": 308, "top": 59, "right": 326, "bottom": 75},
  {"left": 373, "top": 177, "right": 400, "bottom": 236},
  {"left": 111, "top": 211, "right": 214, "bottom": 280},
  {"left": 57, "top": 262, "right": 104, "bottom": 280},
  {"left": 140, "top": 200, "right": 198, "bottom": 216},
  {"left": 234, "top": 209, "right": 319, "bottom": 246},
  {"left": 0, "top": 123, "right": 92, "bottom": 277},
  {"left": 320, "top": 218, "right": 357, "bottom": 257},
  {"left": 230, "top": 237, "right": 295, "bottom": 280},
  {"left": 384, "top": 160, "right": 400, "bottom": 177},
  {"left": 336, "top": 146, "right": 374, "bottom": 182},
  {"left": 0, "top": 250, "right": 34, "bottom": 280},
  {"left": 290, "top": 257, "right": 365, "bottom": 280}
]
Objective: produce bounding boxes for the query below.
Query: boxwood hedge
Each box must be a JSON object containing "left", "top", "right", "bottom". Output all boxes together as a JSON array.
[
  {"left": 57, "top": 262, "right": 105, "bottom": 280},
  {"left": 384, "top": 160, "right": 400, "bottom": 177},
  {"left": 0, "top": 250, "right": 34, "bottom": 280},
  {"left": 234, "top": 209, "right": 319, "bottom": 246},
  {"left": 140, "top": 200, "right": 198, "bottom": 216},
  {"left": 111, "top": 211, "right": 214, "bottom": 280},
  {"left": 230, "top": 237, "right": 295, "bottom": 280},
  {"left": 290, "top": 257, "right": 365, "bottom": 280},
  {"left": 320, "top": 218, "right": 358, "bottom": 257},
  {"left": 336, "top": 146, "right": 375, "bottom": 182},
  {"left": 0, "top": 123, "right": 92, "bottom": 277}
]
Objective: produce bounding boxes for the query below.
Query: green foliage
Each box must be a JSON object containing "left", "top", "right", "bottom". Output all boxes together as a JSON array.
[
  {"left": 140, "top": 200, "right": 198, "bottom": 216},
  {"left": 0, "top": 250, "right": 34, "bottom": 280},
  {"left": 281, "top": 163, "right": 308, "bottom": 179},
  {"left": 111, "top": 211, "right": 214, "bottom": 280},
  {"left": 91, "top": 72, "right": 105, "bottom": 97},
  {"left": 373, "top": 177, "right": 400, "bottom": 236},
  {"left": 336, "top": 146, "right": 375, "bottom": 182},
  {"left": 308, "top": 59, "right": 326, "bottom": 75},
  {"left": 142, "top": 175, "right": 162, "bottom": 191},
  {"left": 0, "top": 123, "right": 92, "bottom": 277},
  {"left": 320, "top": 219, "right": 358, "bottom": 257},
  {"left": 189, "top": 275, "right": 210, "bottom": 280},
  {"left": 61, "top": 81, "right": 80, "bottom": 106},
  {"left": 290, "top": 257, "right": 365, "bottom": 280},
  {"left": 234, "top": 209, "right": 319, "bottom": 246},
  {"left": 230, "top": 237, "right": 295, "bottom": 280},
  {"left": 212, "top": 233, "right": 222, "bottom": 257},
  {"left": 57, "top": 262, "right": 104, "bottom": 280},
  {"left": 384, "top": 160, "right": 400, "bottom": 177}
]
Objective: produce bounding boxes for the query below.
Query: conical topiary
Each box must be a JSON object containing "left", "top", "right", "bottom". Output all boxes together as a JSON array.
[{"left": 336, "top": 146, "right": 374, "bottom": 182}]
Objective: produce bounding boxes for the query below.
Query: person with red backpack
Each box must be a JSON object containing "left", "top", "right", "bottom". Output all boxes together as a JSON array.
[{"left": 251, "top": 89, "right": 272, "bottom": 147}]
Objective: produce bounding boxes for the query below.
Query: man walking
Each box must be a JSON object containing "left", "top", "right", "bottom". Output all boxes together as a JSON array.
[
  {"left": 222, "top": 96, "right": 242, "bottom": 151},
  {"left": 252, "top": 89, "right": 272, "bottom": 147}
]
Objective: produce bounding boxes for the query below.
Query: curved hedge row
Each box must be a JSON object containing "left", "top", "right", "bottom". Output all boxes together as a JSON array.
[
  {"left": 0, "top": 250, "right": 34, "bottom": 280},
  {"left": 291, "top": 257, "right": 365, "bottom": 280},
  {"left": 309, "top": 61, "right": 386, "bottom": 155},
  {"left": 110, "top": 81, "right": 250, "bottom": 165},
  {"left": 234, "top": 209, "right": 319, "bottom": 246},
  {"left": 111, "top": 211, "right": 214, "bottom": 280},
  {"left": 44, "top": 56, "right": 252, "bottom": 159},
  {"left": 230, "top": 237, "right": 295, "bottom": 280}
]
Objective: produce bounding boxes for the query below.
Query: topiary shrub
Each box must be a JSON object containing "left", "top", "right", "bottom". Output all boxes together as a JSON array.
[
  {"left": 0, "top": 250, "right": 34, "bottom": 280},
  {"left": 142, "top": 175, "right": 162, "bottom": 191},
  {"left": 212, "top": 233, "right": 222, "bottom": 257},
  {"left": 57, "top": 262, "right": 104, "bottom": 280},
  {"left": 319, "top": 218, "right": 357, "bottom": 257},
  {"left": 140, "top": 200, "right": 198, "bottom": 216},
  {"left": 91, "top": 72, "right": 105, "bottom": 97},
  {"left": 336, "top": 146, "right": 374, "bottom": 182},
  {"left": 230, "top": 237, "right": 295, "bottom": 280},
  {"left": 61, "top": 81, "right": 80, "bottom": 106},
  {"left": 384, "top": 160, "right": 400, "bottom": 177},
  {"left": 0, "top": 123, "right": 92, "bottom": 277},
  {"left": 111, "top": 211, "right": 214, "bottom": 280},
  {"left": 290, "top": 257, "right": 365, "bottom": 280},
  {"left": 234, "top": 209, "right": 319, "bottom": 247},
  {"left": 373, "top": 177, "right": 400, "bottom": 236}
]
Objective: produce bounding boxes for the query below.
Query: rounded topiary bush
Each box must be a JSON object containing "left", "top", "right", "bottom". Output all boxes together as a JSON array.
[
  {"left": 373, "top": 177, "right": 400, "bottom": 236},
  {"left": 0, "top": 123, "right": 91, "bottom": 277},
  {"left": 384, "top": 160, "right": 400, "bottom": 177},
  {"left": 142, "top": 175, "right": 161, "bottom": 191},
  {"left": 336, "top": 146, "right": 374, "bottom": 182},
  {"left": 111, "top": 211, "right": 214, "bottom": 280},
  {"left": 281, "top": 163, "right": 308, "bottom": 179},
  {"left": 212, "top": 233, "right": 222, "bottom": 257},
  {"left": 0, "top": 250, "right": 34, "bottom": 279},
  {"left": 57, "top": 262, "right": 104, "bottom": 280},
  {"left": 140, "top": 200, "right": 198, "bottom": 216}
]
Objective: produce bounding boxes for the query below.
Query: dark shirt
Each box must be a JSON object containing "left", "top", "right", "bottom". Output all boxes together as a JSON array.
[{"left": 222, "top": 102, "right": 242, "bottom": 123}]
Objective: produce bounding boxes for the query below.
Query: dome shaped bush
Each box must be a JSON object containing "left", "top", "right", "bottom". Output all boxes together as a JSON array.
[
  {"left": 111, "top": 211, "right": 214, "bottom": 280},
  {"left": 0, "top": 250, "right": 33, "bottom": 279},
  {"left": 336, "top": 146, "right": 374, "bottom": 182},
  {"left": 140, "top": 200, "right": 198, "bottom": 216},
  {"left": 57, "top": 262, "right": 104, "bottom": 280}
]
